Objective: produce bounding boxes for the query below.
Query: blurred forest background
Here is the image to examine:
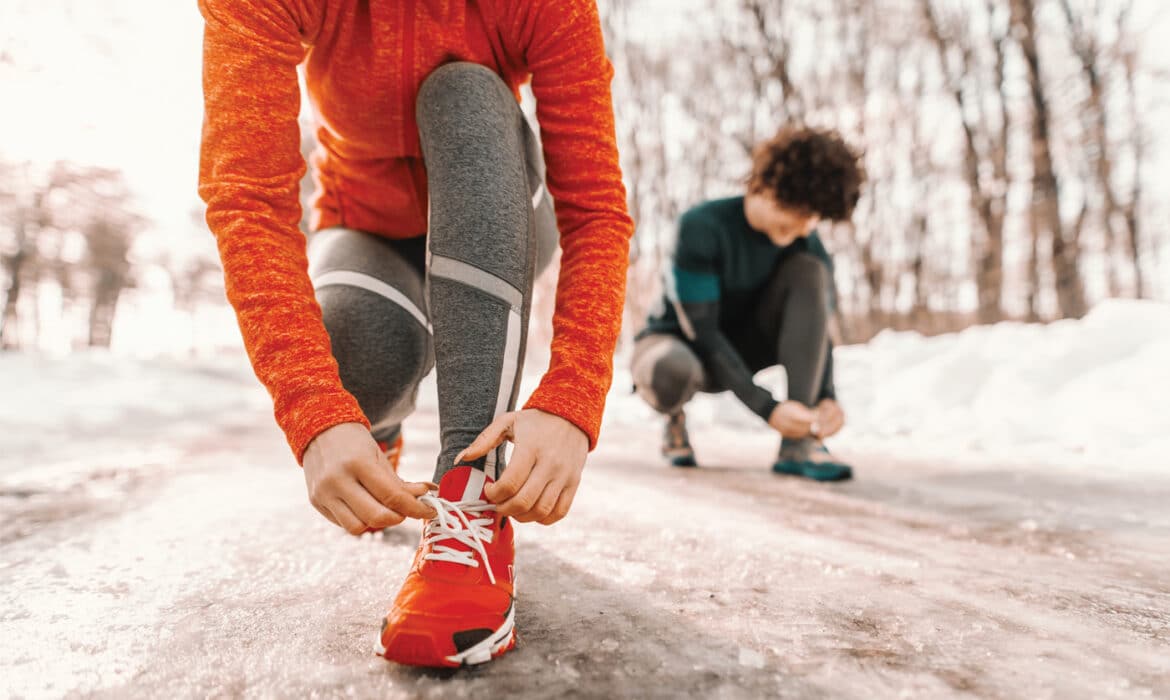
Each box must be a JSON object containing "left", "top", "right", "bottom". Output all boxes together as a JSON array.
[
  {"left": 0, "top": 0, "right": 1167, "bottom": 354},
  {"left": 604, "top": 0, "right": 1168, "bottom": 343}
]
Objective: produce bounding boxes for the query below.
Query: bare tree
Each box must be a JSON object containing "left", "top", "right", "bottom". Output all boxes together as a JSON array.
[
  {"left": 921, "top": 0, "right": 1012, "bottom": 323},
  {"left": 1120, "top": 39, "right": 1146, "bottom": 298},
  {"left": 0, "top": 163, "right": 85, "bottom": 349},
  {"left": 601, "top": 0, "right": 1162, "bottom": 337}
]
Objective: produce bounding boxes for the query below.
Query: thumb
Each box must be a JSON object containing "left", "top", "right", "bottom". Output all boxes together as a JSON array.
[
  {"left": 454, "top": 412, "right": 517, "bottom": 464},
  {"left": 401, "top": 481, "right": 433, "bottom": 497}
]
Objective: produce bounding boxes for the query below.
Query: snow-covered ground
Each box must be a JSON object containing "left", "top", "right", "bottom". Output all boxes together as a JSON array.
[
  {"left": 2, "top": 302, "right": 1169, "bottom": 698},
  {"left": 0, "top": 351, "right": 269, "bottom": 487},
  {"left": 3, "top": 299, "right": 1167, "bottom": 486},
  {"left": 607, "top": 299, "right": 1170, "bottom": 474}
]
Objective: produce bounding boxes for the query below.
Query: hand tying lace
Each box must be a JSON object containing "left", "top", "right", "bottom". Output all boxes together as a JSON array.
[{"left": 418, "top": 493, "right": 498, "bottom": 584}]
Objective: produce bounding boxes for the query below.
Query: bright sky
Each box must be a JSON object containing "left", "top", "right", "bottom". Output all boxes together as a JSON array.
[{"left": 1, "top": 0, "right": 206, "bottom": 260}]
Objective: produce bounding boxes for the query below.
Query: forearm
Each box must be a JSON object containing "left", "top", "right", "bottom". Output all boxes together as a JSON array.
[
  {"left": 677, "top": 300, "right": 777, "bottom": 420},
  {"left": 515, "top": 0, "right": 634, "bottom": 449},
  {"left": 199, "top": 0, "right": 364, "bottom": 461},
  {"left": 818, "top": 341, "right": 837, "bottom": 402},
  {"left": 690, "top": 330, "right": 778, "bottom": 420},
  {"left": 523, "top": 221, "right": 630, "bottom": 450},
  {"left": 211, "top": 216, "right": 368, "bottom": 460}
]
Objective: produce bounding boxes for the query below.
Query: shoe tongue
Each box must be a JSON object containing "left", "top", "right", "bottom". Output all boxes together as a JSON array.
[{"left": 437, "top": 466, "right": 492, "bottom": 503}]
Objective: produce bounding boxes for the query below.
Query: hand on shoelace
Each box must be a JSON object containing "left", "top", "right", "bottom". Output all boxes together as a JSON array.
[
  {"left": 419, "top": 493, "right": 498, "bottom": 584},
  {"left": 302, "top": 422, "right": 437, "bottom": 535},
  {"left": 454, "top": 408, "right": 588, "bottom": 525}
]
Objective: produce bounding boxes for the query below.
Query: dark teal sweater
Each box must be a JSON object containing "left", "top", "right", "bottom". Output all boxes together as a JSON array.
[{"left": 640, "top": 196, "right": 837, "bottom": 419}]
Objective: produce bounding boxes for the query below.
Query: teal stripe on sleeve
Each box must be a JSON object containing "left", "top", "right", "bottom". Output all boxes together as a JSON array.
[{"left": 668, "top": 265, "right": 721, "bottom": 304}]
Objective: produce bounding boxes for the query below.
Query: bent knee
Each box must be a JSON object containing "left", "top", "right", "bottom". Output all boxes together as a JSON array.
[
  {"left": 318, "top": 285, "right": 433, "bottom": 403},
  {"left": 632, "top": 340, "right": 704, "bottom": 414},
  {"left": 781, "top": 253, "right": 830, "bottom": 293},
  {"left": 417, "top": 62, "right": 514, "bottom": 122}
]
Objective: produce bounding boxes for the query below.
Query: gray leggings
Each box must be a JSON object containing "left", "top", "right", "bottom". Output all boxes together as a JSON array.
[{"left": 307, "top": 63, "right": 558, "bottom": 482}]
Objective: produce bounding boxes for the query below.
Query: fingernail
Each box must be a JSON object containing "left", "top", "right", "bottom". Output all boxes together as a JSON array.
[{"left": 453, "top": 451, "right": 466, "bottom": 465}]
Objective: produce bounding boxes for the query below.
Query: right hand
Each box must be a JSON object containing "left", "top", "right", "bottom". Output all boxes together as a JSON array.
[
  {"left": 302, "top": 422, "right": 436, "bottom": 535},
  {"left": 768, "top": 401, "right": 817, "bottom": 439}
]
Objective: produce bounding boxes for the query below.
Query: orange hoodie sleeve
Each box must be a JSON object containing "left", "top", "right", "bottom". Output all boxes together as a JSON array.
[
  {"left": 198, "top": 0, "right": 369, "bottom": 462},
  {"left": 500, "top": 0, "right": 635, "bottom": 449}
]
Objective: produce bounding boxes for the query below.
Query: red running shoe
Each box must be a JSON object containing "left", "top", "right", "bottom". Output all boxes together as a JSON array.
[
  {"left": 376, "top": 432, "right": 405, "bottom": 474},
  {"left": 375, "top": 466, "right": 516, "bottom": 667}
]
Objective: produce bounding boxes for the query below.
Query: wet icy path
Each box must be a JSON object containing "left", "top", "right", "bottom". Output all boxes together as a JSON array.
[{"left": 2, "top": 406, "right": 1168, "bottom": 699}]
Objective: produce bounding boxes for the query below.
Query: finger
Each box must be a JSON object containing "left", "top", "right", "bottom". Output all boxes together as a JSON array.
[
  {"left": 312, "top": 502, "right": 340, "bottom": 527},
  {"left": 455, "top": 412, "right": 516, "bottom": 464},
  {"left": 540, "top": 479, "right": 579, "bottom": 526},
  {"left": 497, "top": 462, "right": 556, "bottom": 520},
  {"left": 517, "top": 478, "right": 563, "bottom": 523},
  {"left": 357, "top": 465, "right": 436, "bottom": 520},
  {"left": 403, "top": 481, "right": 435, "bottom": 497},
  {"left": 484, "top": 444, "right": 538, "bottom": 504},
  {"left": 338, "top": 482, "right": 406, "bottom": 531},
  {"left": 326, "top": 498, "right": 367, "bottom": 536},
  {"left": 793, "top": 405, "right": 817, "bottom": 423}
]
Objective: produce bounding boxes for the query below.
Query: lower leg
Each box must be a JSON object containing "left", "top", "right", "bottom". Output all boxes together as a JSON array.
[
  {"left": 755, "top": 253, "right": 831, "bottom": 457},
  {"left": 417, "top": 63, "right": 540, "bottom": 482},
  {"left": 631, "top": 334, "right": 706, "bottom": 465}
]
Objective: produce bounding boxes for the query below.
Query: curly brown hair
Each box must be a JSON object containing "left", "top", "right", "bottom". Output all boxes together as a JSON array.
[{"left": 747, "top": 127, "right": 864, "bottom": 221}]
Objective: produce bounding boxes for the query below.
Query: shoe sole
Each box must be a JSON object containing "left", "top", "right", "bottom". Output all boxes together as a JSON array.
[
  {"left": 374, "top": 600, "right": 516, "bottom": 668},
  {"left": 772, "top": 461, "right": 853, "bottom": 482}
]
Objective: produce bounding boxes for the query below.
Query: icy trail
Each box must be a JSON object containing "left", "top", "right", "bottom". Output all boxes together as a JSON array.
[
  {"left": 3, "top": 304, "right": 1169, "bottom": 698},
  {"left": 2, "top": 400, "right": 1168, "bottom": 698}
]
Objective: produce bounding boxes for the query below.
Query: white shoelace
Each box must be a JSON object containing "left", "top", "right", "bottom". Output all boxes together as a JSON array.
[{"left": 418, "top": 493, "right": 497, "bottom": 585}]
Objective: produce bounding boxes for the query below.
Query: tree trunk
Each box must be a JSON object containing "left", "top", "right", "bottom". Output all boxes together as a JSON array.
[
  {"left": 921, "top": 0, "right": 1007, "bottom": 325},
  {"left": 0, "top": 252, "right": 24, "bottom": 350},
  {"left": 1122, "top": 48, "right": 1145, "bottom": 298},
  {"left": 1012, "top": 0, "right": 1087, "bottom": 319},
  {"left": 87, "top": 270, "right": 123, "bottom": 348},
  {"left": 0, "top": 216, "right": 29, "bottom": 351}
]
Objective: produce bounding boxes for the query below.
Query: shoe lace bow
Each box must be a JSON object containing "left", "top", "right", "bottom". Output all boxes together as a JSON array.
[{"left": 418, "top": 493, "right": 497, "bottom": 584}]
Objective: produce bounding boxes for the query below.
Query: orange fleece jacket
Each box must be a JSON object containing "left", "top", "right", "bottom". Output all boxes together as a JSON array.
[{"left": 198, "top": 0, "right": 633, "bottom": 461}]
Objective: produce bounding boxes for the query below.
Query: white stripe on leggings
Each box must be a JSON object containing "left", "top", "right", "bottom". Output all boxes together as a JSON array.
[
  {"left": 429, "top": 254, "right": 523, "bottom": 312},
  {"left": 312, "top": 270, "right": 430, "bottom": 330},
  {"left": 531, "top": 183, "right": 546, "bottom": 209},
  {"left": 485, "top": 308, "right": 523, "bottom": 481}
]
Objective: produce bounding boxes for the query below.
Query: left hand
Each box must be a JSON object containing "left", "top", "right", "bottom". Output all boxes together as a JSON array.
[
  {"left": 814, "top": 399, "right": 846, "bottom": 438},
  {"left": 455, "top": 409, "right": 588, "bottom": 525}
]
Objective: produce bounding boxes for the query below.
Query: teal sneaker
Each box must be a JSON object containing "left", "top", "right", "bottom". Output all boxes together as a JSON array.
[{"left": 772, "top": 442, "right": 852, "bottom": 482}]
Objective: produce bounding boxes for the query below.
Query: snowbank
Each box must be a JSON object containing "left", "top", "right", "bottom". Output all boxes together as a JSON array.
[
  {"left": 0, "top": 351, "right": 268, "bottom": 484},
  {"left": 606, "top": 299, "right": 1170, "bottom": 472},
  {"left": 2, "top": 300, "right": 1166, "bottom": 484}
]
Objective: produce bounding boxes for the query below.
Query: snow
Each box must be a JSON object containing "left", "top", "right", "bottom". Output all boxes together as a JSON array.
[
  {"left": 832, "top": 300, "right": 1170, "bottom": 470},
  {"left": 2, "top": 299, "right": 1166, "bottom": 486},
  {"left": 4, "top": 300, "right": 1167, "bottom": 485},
  {"left": 0, "top": 351, "right": 269, "bottom": 486},
  {"left": 1, "top": 302, "right": 1168, "bottom": 698},
  {"left": 605, "top": 299, "right": 1170, "bottom": 473}
]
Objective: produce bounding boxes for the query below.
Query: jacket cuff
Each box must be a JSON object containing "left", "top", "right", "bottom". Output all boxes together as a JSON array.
[
  {"left": 524, "top": 381, "right": 605, "bottom": 452},
  {"left": 279, "top": 389, "right": 371, "bottom": 465}
]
